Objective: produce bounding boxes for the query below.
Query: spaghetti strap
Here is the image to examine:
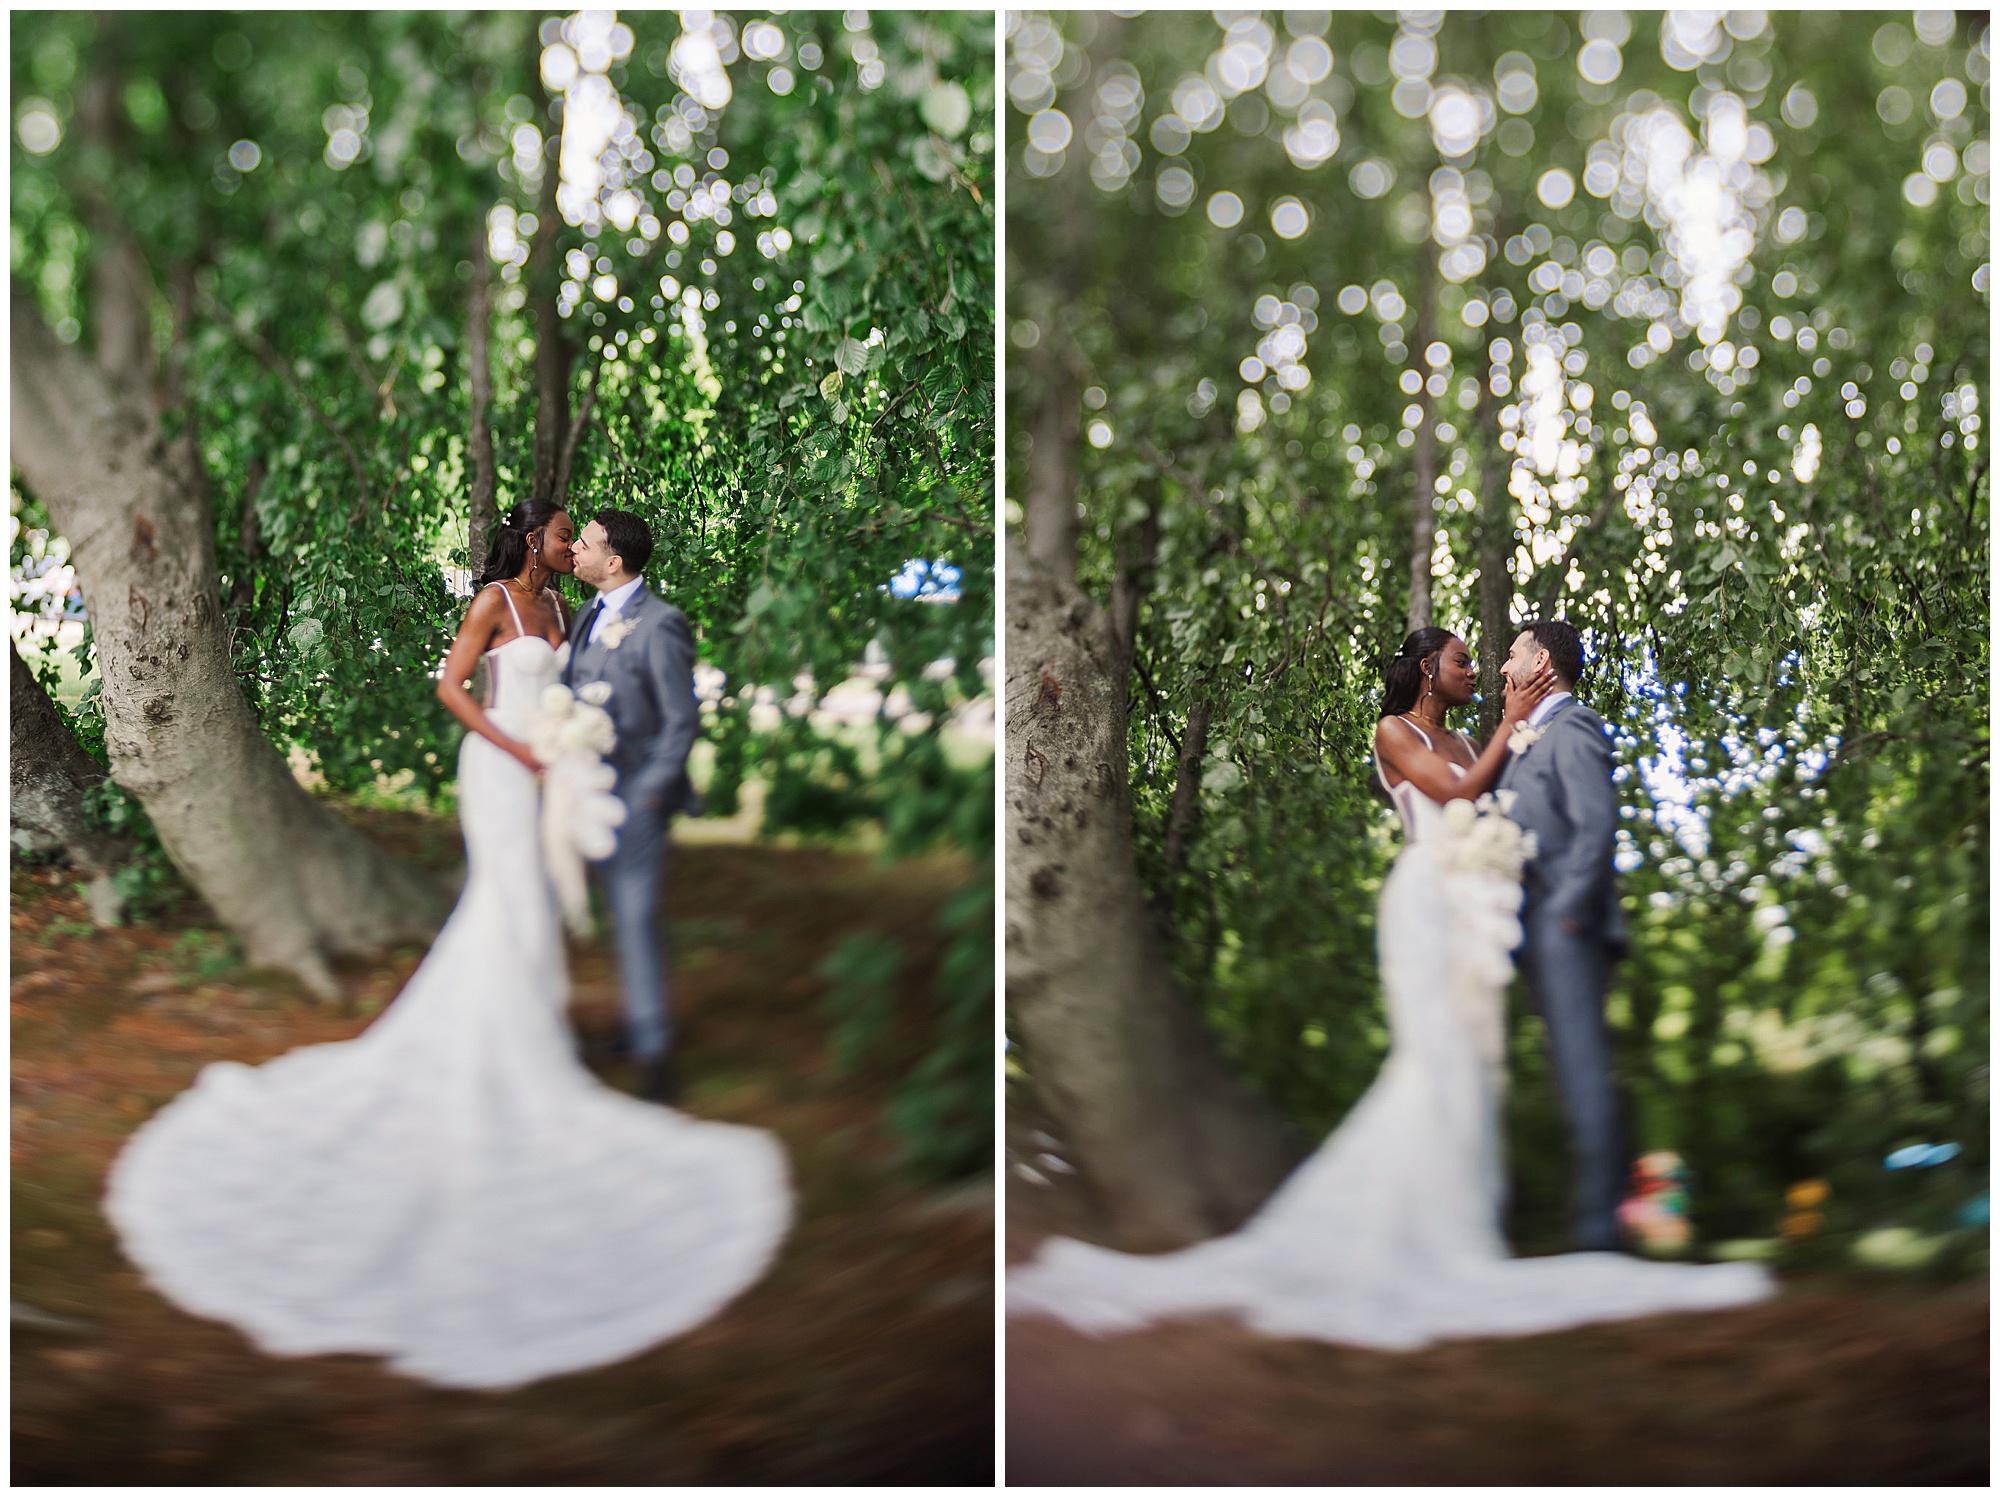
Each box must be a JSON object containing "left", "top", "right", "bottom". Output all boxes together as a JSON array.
[
  {"left": 486, "top": 580, "right": 525, "bottom": 643},
  {"left": 1376, "top": 715, "right": 1433, "bottom": 795}
]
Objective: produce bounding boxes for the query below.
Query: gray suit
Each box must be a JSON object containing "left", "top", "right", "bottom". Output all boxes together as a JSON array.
[
  {"left": 563, "top": 581, "right": 702, "bottom": 1061},
  {"left": 1498, "top": 695, "right": 1627, "bottom": 1251}
]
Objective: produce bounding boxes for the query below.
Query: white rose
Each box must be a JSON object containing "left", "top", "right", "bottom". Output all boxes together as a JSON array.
[
  {"left": 540, "top": 683, "right": 576, "bottom": 717},
  {"left": 577, "top": 680, "right": 613, "bottom": 707}
]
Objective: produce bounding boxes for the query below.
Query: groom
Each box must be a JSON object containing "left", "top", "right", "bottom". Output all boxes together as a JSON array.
[
  {"left": 1498, "top": 619, "right": 1629, "bottom": 1253},
  {"left": 566, "top": 508, "right": 703, "bottom": 1104}
]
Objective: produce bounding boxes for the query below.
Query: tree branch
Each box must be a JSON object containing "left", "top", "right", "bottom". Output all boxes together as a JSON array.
[
  {"left": 1406, "top": 250, "right": 1439, "bottom": 633},
  {"left": 1110, "top": 494, "right": 1159, "bottom": 657},
  {"left": 213, "top": 299, "right": 374, "bottom": 513},
  {"left": 466, "top": 214, "right": 499, "bottom": 571},
  {"left": 553, "top": 348, "right": 608, "bottom": 506}
]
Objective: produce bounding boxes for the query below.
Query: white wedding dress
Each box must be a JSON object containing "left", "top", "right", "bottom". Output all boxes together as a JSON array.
[
  {"left": 104, "top": 620, "right": 793, "bottom": 1390},
  {"left": 1008, "top": 736, "right": 1772, "bottom": 1348}
]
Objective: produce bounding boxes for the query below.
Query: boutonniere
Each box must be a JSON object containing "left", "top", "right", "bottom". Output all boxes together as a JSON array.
[
  {"left": 598, "top": 614, "right": 640, "bottom": 651},
  {"left": 1508, "top": 721, "right": 1546, "bottom": 756}
]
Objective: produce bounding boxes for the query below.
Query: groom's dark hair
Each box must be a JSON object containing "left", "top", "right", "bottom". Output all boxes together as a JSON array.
[
  {"left": 594, "top": 508, "right": 655, "bottom": 577},
  {"left": 1520, "top": 618, "right": 1585, "bottom": 686}
]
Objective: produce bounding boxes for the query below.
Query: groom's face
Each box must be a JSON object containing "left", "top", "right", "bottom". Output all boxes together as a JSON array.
[
  {"left": 1505, "top": 630, "right": 1549, "bottom": 687},
  {"left": 572, "top": 521, "right": 624, "bottom": 589}
]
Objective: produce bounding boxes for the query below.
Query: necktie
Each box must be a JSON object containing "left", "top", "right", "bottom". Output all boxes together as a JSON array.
[{"left": 576, "top": 597, "right": 604, "bottom": 648}]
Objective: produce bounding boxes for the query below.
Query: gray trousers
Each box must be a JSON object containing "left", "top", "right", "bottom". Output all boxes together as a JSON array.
[
  {"left": 1518, "top": 904, "right": 1624, "bottom": 1251},
  {"left": 599, "top": 798, "right": 673, "bottom": 1061}
]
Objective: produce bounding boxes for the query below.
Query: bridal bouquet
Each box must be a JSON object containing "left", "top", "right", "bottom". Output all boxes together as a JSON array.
[
  {"left": 532, "top": 682, "right": 626, "bottom": 935},
  {"left": 1437, "top": 790, "right": 1538, "bottom": 1003},
  {"left": 1436, "top": 790, "right": 1538, "bottom": 883}
]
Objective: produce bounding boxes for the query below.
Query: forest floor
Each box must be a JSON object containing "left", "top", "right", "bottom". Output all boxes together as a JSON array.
[
  {"left": 1005, "top": 1099, "right": 1987, "bottom": 1485},
  {"left": 11, "top": 805, "right": 992, "bottom": 1485}
]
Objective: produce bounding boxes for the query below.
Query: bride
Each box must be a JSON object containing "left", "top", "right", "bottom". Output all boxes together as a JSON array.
[
  {"left": 1008, "top": 628, "right": 1771, "bottom": 1349},
  {"left": 104, "top": 498, "right": 792, "bottom": 1391}
]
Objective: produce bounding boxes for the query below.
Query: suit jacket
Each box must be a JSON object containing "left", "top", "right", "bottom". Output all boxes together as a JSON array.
[
  {"left": 1498, "top": 696, "right": 1628, "bottom": 948},
  {"left": 563, "top": 581, "right": 703, "bottom": 817}
]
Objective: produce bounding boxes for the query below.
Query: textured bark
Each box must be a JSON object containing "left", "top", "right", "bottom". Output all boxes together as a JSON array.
[
  {"left": 10, "top": 643, "right": 132, "bottom": 925},
  {"left": 465, "top": 216, "right": 499, "bottom": 573},
  {"left": 529, "top": 149, "right": 572, "bottom": 500},
  {"left": 1475, "top": 374, "right": 1516, "bottom": 743},
  {"left": 1405, "top": 255, "right": 1439, "bottom": 635},
  {"left": 1008, "top": 325, "right": 1289, "bottom": 1248},
  {"left": 11, "top": 284, "right": 445, "bottom": 996}
]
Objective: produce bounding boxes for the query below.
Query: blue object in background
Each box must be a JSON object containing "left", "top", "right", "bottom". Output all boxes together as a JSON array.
[
  {"left": 1885, "top": 1142, "right": 1962, "bottom": 1170},
  {"left": 889, "top": 559, "right": 963, "bottom": 602},
  {"left": 1960, "top": 1194, "right": 1989, "bottom": 1228}
]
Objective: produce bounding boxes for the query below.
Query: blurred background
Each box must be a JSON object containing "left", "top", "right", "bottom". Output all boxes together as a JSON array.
[
  {"left": 1003, "top": 8, "right": 1984, "bottom": 1483},
  {"left": 11, "top": 8, "right": 992, "bottom": 1483}
]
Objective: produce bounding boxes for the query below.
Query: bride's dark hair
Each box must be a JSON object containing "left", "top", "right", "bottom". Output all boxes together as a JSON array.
[
  {"left": 1380, "top": 626, "right": 1457, "bottom": 718},
  {"left": 476, "top": 497, "right": 565, "bottom": 587}
]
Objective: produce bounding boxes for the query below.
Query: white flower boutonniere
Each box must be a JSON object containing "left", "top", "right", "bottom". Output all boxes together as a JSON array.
[
  {"left": 1508, "top": 721, "right": 1546, "bottom": 756},
  {"left": 597, "top": 614, "right": 640, "bottom": 652}
]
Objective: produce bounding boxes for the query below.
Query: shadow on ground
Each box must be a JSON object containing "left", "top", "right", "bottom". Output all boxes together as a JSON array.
[{"left": 12, "top": 806, "right": 992, "bottom": 1484}]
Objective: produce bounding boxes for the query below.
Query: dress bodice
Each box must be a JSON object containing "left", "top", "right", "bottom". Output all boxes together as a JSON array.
[
  {"left": 1375, "top": 718, "right": 1467, "bottom": 844},
  {"left": 486, "top": 635, "right": 567, "bottom": 736},
  {"left": 482, "top": 583, "right": 569, "bottom": 736}
]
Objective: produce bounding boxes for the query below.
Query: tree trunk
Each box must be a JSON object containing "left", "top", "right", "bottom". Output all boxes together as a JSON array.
[
  {"left": 1162, "top": 694, "right": 1213, "bottom": 874},
  {"left": 1474, "top": 373, "right": 1515, "bottom": 742},
  {"left": 1008, "top": 345, "right": 1290, "bottom": 1251},
  {"left": 466, "top": 215, "right": 499, "bottom": 574},
  {"left": 1405, "top": 254, "right": 1439, "bottom": 635},
  {"left": 11, "top": 284, "right": 446, "bottom": 996},
  {"left": 10, "top": 642, "right": 133, "bottom": 926},
  {"left": 529, "top": 147, "right": 572, "bottom": 500}
]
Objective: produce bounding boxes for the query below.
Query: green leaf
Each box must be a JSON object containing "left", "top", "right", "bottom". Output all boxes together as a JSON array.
[{"left": 811, "top": 241, "right": 853, "bottom": 277}]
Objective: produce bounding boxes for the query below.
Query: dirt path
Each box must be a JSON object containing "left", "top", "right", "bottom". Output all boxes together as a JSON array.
[
  {"left": 1005, "top": 1197, "right": 1986, "bottom": 1485},
  {"left": 12, "top": 815, "right": 992, "bottom": 1484}
]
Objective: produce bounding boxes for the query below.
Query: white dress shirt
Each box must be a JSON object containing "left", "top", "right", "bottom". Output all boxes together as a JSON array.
[
  {"left": 1528, "top": 689, "right": 1574, "bottom": 728},
  {"left": 586, "top": 575, "right": 646, "bottom": 644}
]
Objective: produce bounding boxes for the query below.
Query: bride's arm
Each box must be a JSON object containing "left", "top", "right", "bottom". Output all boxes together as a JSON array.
[
  {"left": 1374, "top": 667, "right": 1556, "bottom": 802},
  {"left": 436, "top": 589, "right": 544, "bottom": 774}
]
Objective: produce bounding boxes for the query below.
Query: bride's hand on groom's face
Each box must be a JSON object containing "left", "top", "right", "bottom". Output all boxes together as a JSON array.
[{"left": 1501, "top": 664, "right": 1559, "bottom": 723}]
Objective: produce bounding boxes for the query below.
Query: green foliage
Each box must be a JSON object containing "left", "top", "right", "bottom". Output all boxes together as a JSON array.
[
  {"left": 821, "top": 931, "right": 905, "bottom": 1075},
  {"left": 12, "top": 11, "right": 993, "bottom": 1173},
  {"left": 1008, "top": 11, "right": 1987, "bottom": 1250},
  {"left": 172, "top": 928, "right": 244, "bottom": 981},
  {"left": 81, "top": 781, "right": 181, "bottom": 921},
  {"left": 895, "top": 875, "right": 995, "bottom": 1179}
]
